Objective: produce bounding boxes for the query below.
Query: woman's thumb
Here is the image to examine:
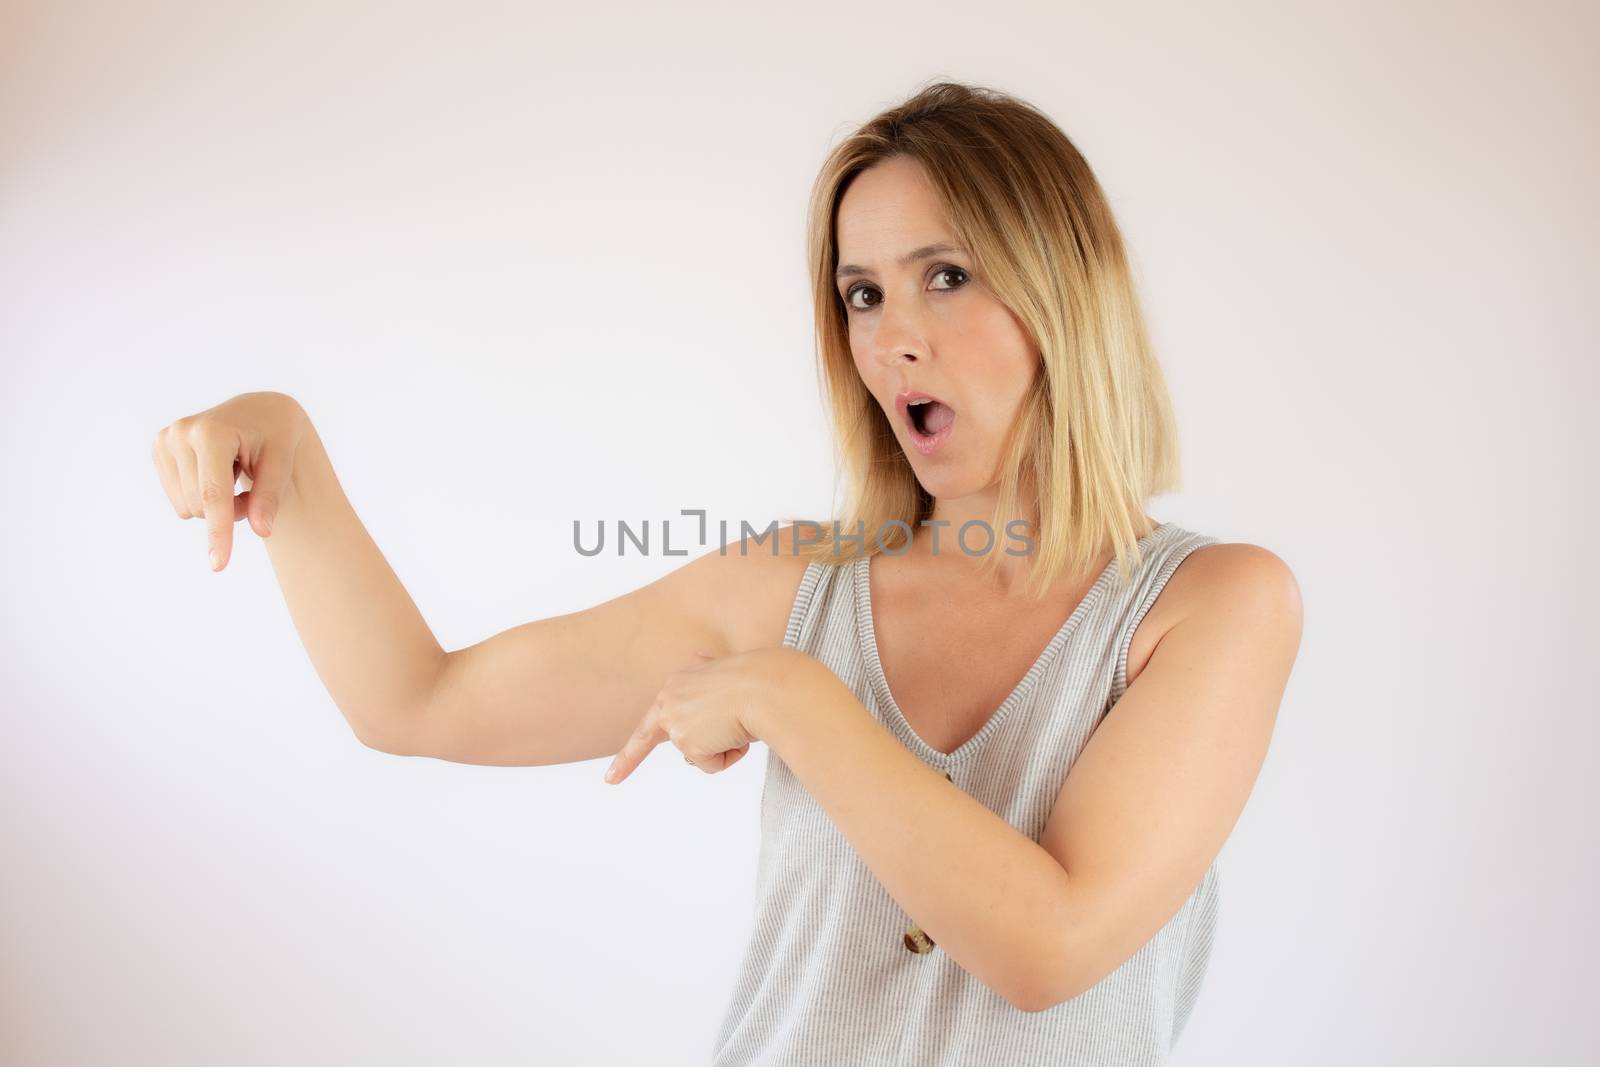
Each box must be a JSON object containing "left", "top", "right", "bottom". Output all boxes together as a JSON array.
[{"left": 244, "top": 446, "right": 290, "bottom": 537}]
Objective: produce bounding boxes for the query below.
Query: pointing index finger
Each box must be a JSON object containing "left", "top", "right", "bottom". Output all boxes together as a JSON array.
[
  {"left": 194, "top": 430, "right": 241, "bottom": 570},
  {"left": 604, "top": 706, "right": 667, "bottom": 784}
]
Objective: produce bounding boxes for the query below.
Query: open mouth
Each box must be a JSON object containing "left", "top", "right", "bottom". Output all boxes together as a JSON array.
[
  {"left": 897, "top": 392, "right": 956, "bottom": 454},
  {"left": 907, "top": 399, "right": 954, "bottom": 436}
]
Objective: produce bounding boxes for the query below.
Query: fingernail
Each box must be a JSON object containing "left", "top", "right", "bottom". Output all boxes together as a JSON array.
[
  {"left": 209, "top": 549, "right": 221, "bottom": 570},
  {"left": 262, "top": 513, "right": 274, "bottom": 535},
  {"left": 604, "top": 762, "right": 618, "bottom": 783}
]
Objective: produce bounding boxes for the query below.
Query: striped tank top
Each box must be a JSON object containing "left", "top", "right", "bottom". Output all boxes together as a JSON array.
[{"left": 710, "top": 521, "right": 1224, "bottom": 1066}]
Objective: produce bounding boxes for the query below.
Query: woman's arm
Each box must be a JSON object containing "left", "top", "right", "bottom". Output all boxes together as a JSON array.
[
  {"left": 370, "top": 523, "right": 809, "bottom": 767},
  {"left": 1036, "top": 543, "right": 1300, "bottom": 1004},
  {"left": 749, "top": 542, "right": 1301, "bottom": 1012},
  {"left": 264, "top": 418, "right": 807, "bottom": 765},
  {"left": 254, "top": 412, "right": 450, "bottom": 749},
  {"left": 273, "top": 420, "right": 804, "bottom": 765},
  {"left": 155, "top": 391, "right": 805, "bottom": 768},
  {"left": 153, "top": 392, "right": 449, "bottom": 750}
]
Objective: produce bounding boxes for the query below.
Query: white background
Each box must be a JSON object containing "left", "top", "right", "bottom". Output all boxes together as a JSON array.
[{"left": 3, "top": 1, "right": 1595, "bottom": 1063}]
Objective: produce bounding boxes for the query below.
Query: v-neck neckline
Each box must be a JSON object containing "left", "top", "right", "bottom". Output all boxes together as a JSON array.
[{"left": 853, "top": 522, "right": 1174, "bottom": 767}]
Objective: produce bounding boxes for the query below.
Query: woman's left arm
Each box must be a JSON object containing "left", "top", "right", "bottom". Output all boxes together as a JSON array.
[
  {"left": 603, "top": 543, "right": 1301, "bottom": 1012},
  {"left": 755, "top": 543, "right": 1302, "bottom": 1012}
]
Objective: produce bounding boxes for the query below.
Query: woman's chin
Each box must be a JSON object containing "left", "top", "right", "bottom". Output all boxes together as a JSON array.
[{"left": 907, "top": 464, "right": 975, "bottom": 502}]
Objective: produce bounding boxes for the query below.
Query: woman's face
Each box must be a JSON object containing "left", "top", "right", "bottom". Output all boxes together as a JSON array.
[{"left": 834, "top": 154, "right": 1039, "bottom": 505}]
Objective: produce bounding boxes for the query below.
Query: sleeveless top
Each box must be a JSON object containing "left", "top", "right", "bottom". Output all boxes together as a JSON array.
[{"left": 709, "top": 521, "right": 1224, "bottom": 1067}]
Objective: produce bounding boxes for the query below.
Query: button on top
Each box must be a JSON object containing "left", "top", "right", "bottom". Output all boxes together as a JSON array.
[{"left": 904, "top": 772, "right": 955, "bottom": 952}]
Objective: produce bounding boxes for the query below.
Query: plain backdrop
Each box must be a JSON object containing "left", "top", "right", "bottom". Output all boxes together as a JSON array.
[{"left": 3, "top": 1, "right": 1595, "bottom": 1064}]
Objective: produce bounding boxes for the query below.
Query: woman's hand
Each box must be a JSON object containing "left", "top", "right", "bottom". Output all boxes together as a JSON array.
[
  {"left": 150, "top": 391, "right": 310, "bottom": 572},
  {"left": 604, "top": 647, "right": 815, "bottom": 784}
]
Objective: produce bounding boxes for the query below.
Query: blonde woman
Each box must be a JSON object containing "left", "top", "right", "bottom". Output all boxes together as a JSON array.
[{"left": 150, "top": 81, "right": 1302, "bottom": 1064}]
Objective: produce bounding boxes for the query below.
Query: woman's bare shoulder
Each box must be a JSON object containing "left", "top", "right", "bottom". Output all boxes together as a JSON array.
[
  {"left": 1162, "top": 540, "right": 1300, "bottom": 617},
  {"left": 694, "top": 521, "right": 824, "bottom": 655},
  {"left": 1125, "top": 539, "right": 1303, "bottom": 689}
]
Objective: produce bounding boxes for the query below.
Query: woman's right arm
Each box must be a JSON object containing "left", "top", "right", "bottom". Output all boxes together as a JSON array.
[
  {"left": 393, "top": 538, "right": 793, "bottom": 767},
  {"left": 153, "top": 392, "right": 450, "bottom": 749},
  {"left": 152, "top": 392, "right": 801, "bottom": 766}
]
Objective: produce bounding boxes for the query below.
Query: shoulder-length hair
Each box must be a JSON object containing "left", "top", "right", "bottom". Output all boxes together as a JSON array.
[{"left": 788, "top": 80, "right": 1185, "bottom": 599}]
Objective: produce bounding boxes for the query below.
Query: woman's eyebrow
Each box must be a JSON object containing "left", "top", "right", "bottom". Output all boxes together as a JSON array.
[{"left": 835, "top": 242, "right": 965, "bottom": 281}]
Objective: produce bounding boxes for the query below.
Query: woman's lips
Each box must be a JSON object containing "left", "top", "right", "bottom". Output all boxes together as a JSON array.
[{"left": 894, "top": 390, "right": 956, "bottom": 456}]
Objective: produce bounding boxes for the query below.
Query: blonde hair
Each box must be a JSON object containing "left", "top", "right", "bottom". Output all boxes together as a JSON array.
[{"left": 789, "top": 79, "right": 1184, "bottom": 599}]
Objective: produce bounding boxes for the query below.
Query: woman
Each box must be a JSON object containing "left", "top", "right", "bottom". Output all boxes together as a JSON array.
[{"left": 150, "top": 81, "right": 1301, "bottom": 1064}]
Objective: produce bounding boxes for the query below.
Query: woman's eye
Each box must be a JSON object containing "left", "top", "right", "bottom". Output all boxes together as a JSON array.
[
  {"left": 845, "top": 285, "right": 881, "bottom": 312},
  {"left": 842, "top": 265, "right": 969, "bottom": 313}
]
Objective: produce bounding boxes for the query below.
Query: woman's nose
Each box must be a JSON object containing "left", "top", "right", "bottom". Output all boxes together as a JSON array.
[{"left": 870, "top": 298, "right": 931, "bottom": 366}]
